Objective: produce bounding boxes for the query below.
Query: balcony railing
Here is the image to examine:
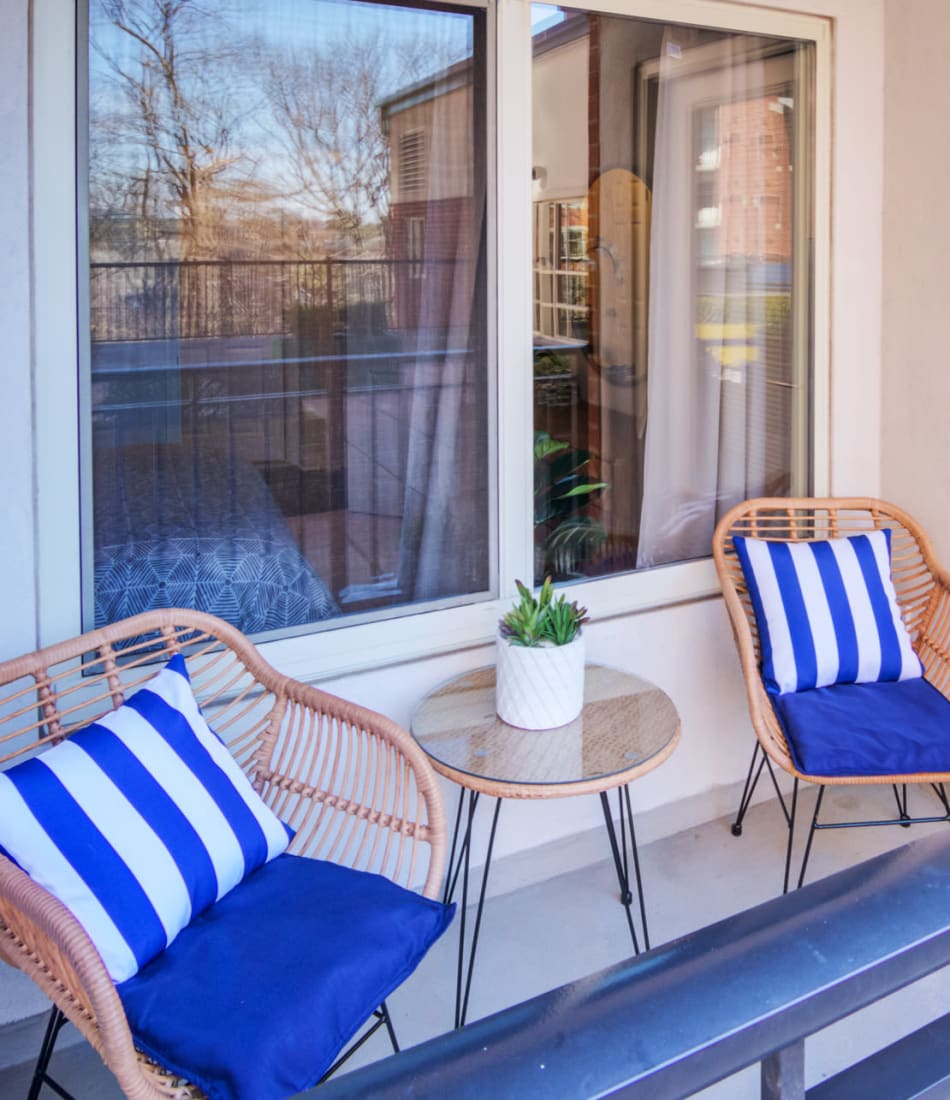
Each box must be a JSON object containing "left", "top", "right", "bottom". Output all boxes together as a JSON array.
[
  {"left": 316, "top": 830, "right": 950, "bottom": 1099},
  {"left": 88, "top": 258, "right": 452, "bottom": 343}
]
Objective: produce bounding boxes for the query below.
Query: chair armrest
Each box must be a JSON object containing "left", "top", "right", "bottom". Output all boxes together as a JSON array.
[
  {"left": 916, "top": 568, "right": 950, "bottom": 700},
  {"left": 254, "top": 677, "right": 447, "bottom": 900},
  {"left": 0, "top": 858, "right": 189, "bottom": 1100},
  {"left": 716, "top": 576, "right": 798, "bottom": 778}
]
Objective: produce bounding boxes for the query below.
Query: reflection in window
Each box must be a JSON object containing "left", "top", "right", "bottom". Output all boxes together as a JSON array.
[
  {"left": 531, "top": 9, "right": 814, "bottom": 582},
  {"left": 85, "top": 0, "right": 488, "bottom": 636},
  {"left": 533, "top": 200, "right": 589, "bottom": 342}
]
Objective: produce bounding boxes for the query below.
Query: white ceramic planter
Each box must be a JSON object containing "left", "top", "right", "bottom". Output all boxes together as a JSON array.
[{"left": 495, "top": 631, "right": 585, "bottom": 730}]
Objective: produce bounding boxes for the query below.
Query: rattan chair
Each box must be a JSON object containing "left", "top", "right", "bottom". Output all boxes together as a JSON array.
[
  {"left": 713, "top": 497, "right": 950, "bottom": 892},
  {"left": 0, "top": 609, "right": 447, "bottom": 1099}
]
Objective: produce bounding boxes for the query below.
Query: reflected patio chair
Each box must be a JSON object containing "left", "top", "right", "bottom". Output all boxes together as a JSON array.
[
  {"left": 713, "top": 497, "right": 950, "bottom": 892},
  {"left": 0, "top": 609, "right": 451, "bottom": 1100}
]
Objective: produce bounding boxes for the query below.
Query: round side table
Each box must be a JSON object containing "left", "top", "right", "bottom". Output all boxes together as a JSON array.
[{"left": 411, "top": 663, "right": 680, "bottom": 1027}]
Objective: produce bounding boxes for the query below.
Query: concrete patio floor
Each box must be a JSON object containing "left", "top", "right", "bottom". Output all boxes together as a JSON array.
[{"left": 2, "top": 782, "right": 949, "bottom": 1098}]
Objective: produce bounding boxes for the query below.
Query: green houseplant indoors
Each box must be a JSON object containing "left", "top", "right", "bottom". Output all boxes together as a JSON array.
[{"left": 534, "top": 431, "right": 608, "bottom": 582}]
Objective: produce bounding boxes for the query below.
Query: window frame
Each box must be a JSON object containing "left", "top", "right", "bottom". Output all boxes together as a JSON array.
[{"left": 33, "top": 0, "right": 830, "bottom": 680}]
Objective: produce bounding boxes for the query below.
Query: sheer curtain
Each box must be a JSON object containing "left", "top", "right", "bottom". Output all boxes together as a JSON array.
[
  {"left": 636, "top": 31, "right": 783, "bottom": 568},
  {"left": 396, "top": 59, "right": 488, "bottom": 602}
]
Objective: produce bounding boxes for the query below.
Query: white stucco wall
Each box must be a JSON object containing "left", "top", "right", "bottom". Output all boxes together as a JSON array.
[
  {"left": 817, "top": 0, "right": 885, "bottom": 499},
  {"left": 881, "top": 0, "right": 950, "bottom": 562},
  {"left": 532, "top": 33, "right": 590, "bottom": 199},
  {"left": 0, "top": 3, "right": 38, "bottom": 663},
  {"left": 0, "top": 0, "right": 887, "bottom": 1023}
]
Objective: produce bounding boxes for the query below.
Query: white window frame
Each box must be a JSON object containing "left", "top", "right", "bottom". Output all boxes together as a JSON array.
[{"left": 32, "top": 0, "right": 830, "bottom": 682}]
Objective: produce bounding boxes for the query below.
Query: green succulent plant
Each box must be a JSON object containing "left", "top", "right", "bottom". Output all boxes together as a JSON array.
[{"left": 499, "top": 577, "right": 589, "bottom": 647}]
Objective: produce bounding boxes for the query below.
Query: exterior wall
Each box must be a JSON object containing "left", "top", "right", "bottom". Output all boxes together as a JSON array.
[
  {"left": 881, "top": 0, "right": 950, "bottom": 562},
  {"left": 0, "top": 0, "right": 887, "bottom": 1022},
  {"left": 532, "top": 31, "right": 590, "bottom": 200},
  {"left": 388, "top": 196, "right": 474, "bottom": 330},
  {"left": 0, "top": 4, "right": 37, "bottom": 665},
  {"left": 389, "top": 85, "right": 473, "bottom": 203},
  {"left": 824, "top": 1, "right": 886, "bottom": 498}
]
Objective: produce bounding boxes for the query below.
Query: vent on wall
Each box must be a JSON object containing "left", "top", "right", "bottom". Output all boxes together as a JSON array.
[{"left": 399, "top": 130, "right": 426, "bottom": 197}]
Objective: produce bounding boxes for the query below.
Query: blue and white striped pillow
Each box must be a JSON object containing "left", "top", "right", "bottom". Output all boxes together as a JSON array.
[
  {"left": 733, "top": 529, "right": 923, "bottom": 695},
  {"left": 0, "top": 654, "right": 289, "bottom": 982}
]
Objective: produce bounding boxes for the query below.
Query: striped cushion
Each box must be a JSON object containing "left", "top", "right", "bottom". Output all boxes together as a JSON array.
[
  {"left": 733, "top": 529, "right": 922, "bottom": 695},
  {"left": 0, "top": 654, "right": 289, "bottom": 982}
]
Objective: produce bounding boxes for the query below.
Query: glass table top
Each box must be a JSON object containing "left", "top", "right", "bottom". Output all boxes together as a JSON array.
[{"left": 410, "top": 664, "right": 680, "bottom": 795}]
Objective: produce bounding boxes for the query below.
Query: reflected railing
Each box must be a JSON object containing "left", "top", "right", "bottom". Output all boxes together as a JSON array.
[{"left": 89, "top": 258, "right": 457, "bottom": 343}]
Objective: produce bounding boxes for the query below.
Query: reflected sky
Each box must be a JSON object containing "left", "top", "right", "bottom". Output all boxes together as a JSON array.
[
  {"left": 87, "top": 0, "right": 479, "bottom": 238},
  {"left": 89, "top": 0, "right": 473, "bottom": 98}
]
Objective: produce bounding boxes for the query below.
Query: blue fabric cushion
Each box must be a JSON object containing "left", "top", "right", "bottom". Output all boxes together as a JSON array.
[
  {"left": 734, "top": 529, "right": 922, "bottom": 695},
  {"left": 771, "top": 677, "right": 950, "bottom": 777},
  {"left": 117, "top": 854, "right": 454, "bottom": 1100},
  {"left": 0, "top": 654, "right": 289, "bottom": 982}
]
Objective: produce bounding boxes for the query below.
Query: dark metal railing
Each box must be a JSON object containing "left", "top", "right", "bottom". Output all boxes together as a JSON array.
[
  {"left": 317, "top": 831, "right": 950, "bottom": 1099},
  {"left": 89, "top": 258, "right": 393, "bottom": 342},
  {"left": 88, "top": 258, "right": 457, "bottom": 343}
]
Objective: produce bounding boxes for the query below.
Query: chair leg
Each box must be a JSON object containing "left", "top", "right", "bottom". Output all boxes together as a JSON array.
[
  {"left": 732, "top": 742, "right": 767, "bottom": 837},
  {"left": 796, "top": 786, "right": 825, "bottom": 890},
  {"left": 317, "top": 1003, "right": 395, "bottom": 1084},
  {"left": 782, "top": 779, "right": 799, "bottom": 895},
  {"left": 27, "top": 1007, "right": 77, "bottom": 1100},
  {"left": 762, "top": 753, "right": 792, "bottom": 826},
  {"left": 380, "top": 1000, "right": 400, "bottom": 1054},
  {"left": 893, "top": 783, "right": 911, "bottom": 827}
]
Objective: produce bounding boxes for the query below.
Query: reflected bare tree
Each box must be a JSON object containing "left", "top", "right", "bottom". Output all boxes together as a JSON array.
[
  {"left": 88, "top": 0, "right": 473, "bottom": 344},
  {"left": 92, "top": 0, "right": 255, "bottom": 260},
  {"left": 266, "top": 32, "right": 448, "bottom": 256},
  {"left": 92, "top": 1, "right": 468, "bottom": 261}
]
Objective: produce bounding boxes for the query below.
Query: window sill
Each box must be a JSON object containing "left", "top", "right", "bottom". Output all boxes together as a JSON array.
[{"left": 257, "top": 558, "right": 722, "bottom": 683}]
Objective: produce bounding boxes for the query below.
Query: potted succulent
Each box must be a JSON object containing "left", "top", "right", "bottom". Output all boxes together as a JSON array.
[{"left": 495, "top": 577, "right": 589, "bottom": 730}]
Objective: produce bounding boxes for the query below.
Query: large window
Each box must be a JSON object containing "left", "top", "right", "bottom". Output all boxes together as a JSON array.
[
  {"left": 79, "top": 0, "right": 821, "bottom": 646},
  {"left": 84, "top": 0, "right": 488, "bottom": 637},
  {"left": 531, "top": 8, "right": 814, "bottom": 584}
]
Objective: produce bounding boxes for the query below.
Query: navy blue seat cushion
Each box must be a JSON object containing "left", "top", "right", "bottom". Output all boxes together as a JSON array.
[
  {"left": 117, "top": 853, "right": 454, "bottom": 1100},
  {"left": 771, "top": 677, "right": 950, "bottom": 777}
]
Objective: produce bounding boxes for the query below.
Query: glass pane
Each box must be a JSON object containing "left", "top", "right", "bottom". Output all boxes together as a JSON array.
[
  {"left": 85, "top": 0, "right": 488, "bottom": 636},
  {"left": 531, "top": 7, "right": 814, "bottom": 583}
]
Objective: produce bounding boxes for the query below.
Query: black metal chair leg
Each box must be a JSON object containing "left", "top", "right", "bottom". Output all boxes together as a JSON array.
[
  {"left": 380, "top": 1000, "right": 400, "bottom": 1053},
  {"left": 797, "top": 786, "right": 826, "bottom": 890},
  {"left": 893, "top": 783, "right": 911, "bottom": 827},
  {"left": 783, "top": 778, "right": 800, "bottom": 895},
  {"left": 27, "top": 1007, "right": 77, "bottom": 1100},
  {"left": 732, "top": 742, "right": 766, "bottom": 837},
  {"left": 762, "top": 753, "right": 792, "bottom": 825},
  {"left": 317, "top": 1007, "right": 391, "bottom": 1083}
]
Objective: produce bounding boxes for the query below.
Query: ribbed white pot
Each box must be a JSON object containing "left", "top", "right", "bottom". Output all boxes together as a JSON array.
[{"left": 495, "top": 631, "right": 585, "bottom": 730}]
